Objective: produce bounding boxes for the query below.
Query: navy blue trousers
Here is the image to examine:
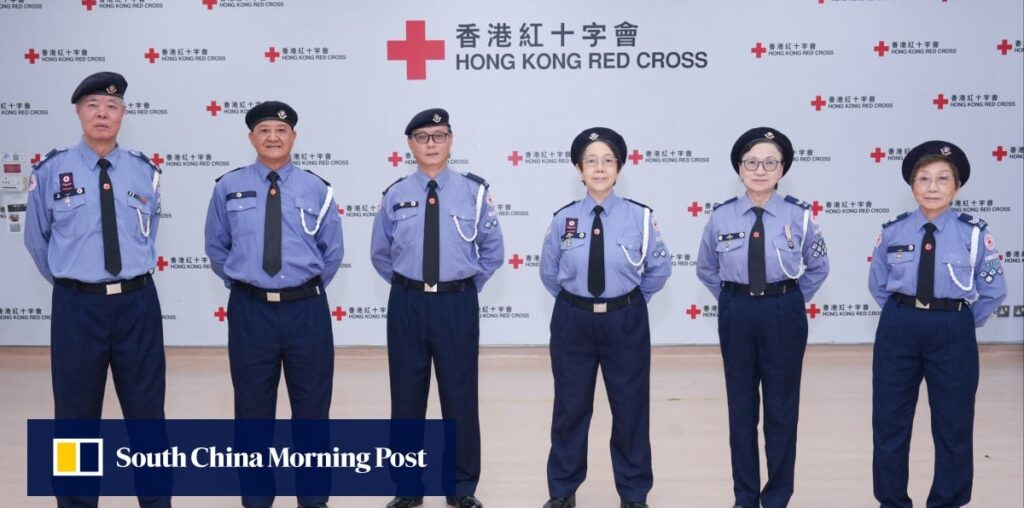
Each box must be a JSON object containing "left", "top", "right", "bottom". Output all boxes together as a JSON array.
[
  {"left": 873, "top": 297, "right": 978, "bottom": 508},
  {"left": 51, "top": 280, "right": 169, "bottom": 508},
  {"left": 547, "top": 294, "right": 652, "bottom": 504},
  {"left": 227, "top": 286, "right": 335, "bottom": 508},
  {"left": 718, "top": 287, "right": 807, "bottom": 508},
  {"left": 386, "top": 282, "right": 480, "bottom": 497}
]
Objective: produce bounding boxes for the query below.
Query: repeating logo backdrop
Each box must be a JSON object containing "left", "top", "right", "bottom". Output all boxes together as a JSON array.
[{"left": 0, "top": 1, "right": 1021, "bottom": 346}]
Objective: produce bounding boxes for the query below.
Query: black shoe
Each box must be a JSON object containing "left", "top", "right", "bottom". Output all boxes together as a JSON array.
[
  {"left": 386, "top": 497, "right": 423, "bottom": 508},
  {"left": 544, "top": 495, "right": 576, "bottom": 508},
  {"left": 447, "top": 495, "right": 484, "bottom": 508},
  {"left": 620, "top": 502, "right": 649, "bottom": 508}
]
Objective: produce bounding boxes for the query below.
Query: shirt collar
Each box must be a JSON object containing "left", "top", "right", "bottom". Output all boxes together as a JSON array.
[
  {"left": 412, "top": 165, "right": 452, "bottom": 191},
  {"left": 78, "top": 138, "right": 122, "bottom": 171},
  {"left": 911, "top": 207, "right": 956, "bottom": 232},
  {"left": 736, "top": 191, "right": 782, "bottom": 217},
  {"left": 581, "top": 191, "right": 621, "bottom": 216},
  {"left": 254, "top": 159, "right": 295, "bottom": 183}
]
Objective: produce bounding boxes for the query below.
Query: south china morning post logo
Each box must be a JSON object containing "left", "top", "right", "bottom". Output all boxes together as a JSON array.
[{"left": 53, "top": 439, "right": 103, "bottom": 477}]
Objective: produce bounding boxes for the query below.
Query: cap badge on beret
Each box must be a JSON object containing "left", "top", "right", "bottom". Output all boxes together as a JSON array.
[
  {"left": 277, "top": 110, "right": 287, "bottom": 120},
  {"left": 764, "top": 131, "right": 775, "bottom": 140},
  {"left": 589, "top": 132, "right": 599, "bottom": 140},
  {"left": 432, "top": 113, "right": 442, "bottom": 123},
  {"left": 940, "top": 146, "right": 951, "bottom": 156},
  {"left": 106, "top": 84, "right": 117, "bottom": 94}
]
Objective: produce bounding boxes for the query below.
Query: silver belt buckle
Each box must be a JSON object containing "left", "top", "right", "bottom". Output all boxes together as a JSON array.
[
  {"left": 915, "top": 299, "right": 930, "bottom": 310},
  {"left": 105, "top": 283, "right": 123, "bottom": 296},
  {"left": 592, "top": 302, "right": 608, "bottom": 313},
  {"left": 266, "top": 292, "right": 281, "bottom": 303},
  {"left": 424, "top": 283, "right": 438, "bottom": 293}
]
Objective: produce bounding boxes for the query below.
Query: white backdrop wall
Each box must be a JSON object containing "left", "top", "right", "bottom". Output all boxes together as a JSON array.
[{"left": 0, "top": 0, "right": 1021, "bottom": 346}]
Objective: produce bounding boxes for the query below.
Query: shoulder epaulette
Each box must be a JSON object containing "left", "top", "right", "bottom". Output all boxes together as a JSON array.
[
  {"left": 882, "top": 211, "right": 912, "bottom": 229},
  {"left": 382, "top": 176, "right": 407, "bottom": 196},
  {"left": 463, "top": 172, "right": 489, "bottom": 189},
  {"left": 957, "top": 212, "right": 988, "bottom": 230},
  {"left": 625, "top": 198, "right": 652, "bottom": 212},
  {"left": 784, "top": 195, "right": 811, "bottom": 209},
  {"left": 304, "top": 169, "right": 330, "bottom": 186},
  {"left": 553, "top": 200, "right": 579, "bottom": 216},
  {"left": 128, "top": 150, "right": 161, "bottom": 174},
  {"left": 31, "top": 148, "right": 66, "bottom": 171},
  {"left": 215, "top": 166, "right": 246, "bottom": 183},
  {"left": 712, "top": 196, "right": 738, "bottom": 211}
]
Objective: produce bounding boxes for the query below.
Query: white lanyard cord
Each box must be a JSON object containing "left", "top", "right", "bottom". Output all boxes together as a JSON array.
[
  {"left": 300, "top": 186, "right": 334, "bottom": 236},
  {"left": 453, "top": 183, "right": 485, "bottom": 242}
]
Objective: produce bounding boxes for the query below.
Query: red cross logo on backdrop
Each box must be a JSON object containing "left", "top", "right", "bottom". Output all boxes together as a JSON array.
[
  {"left": 992, "top": 146, "right": 1008, "bottom": 161},
  {"left": 144, "top": 48, "right": 160, "bottom": 64},
  {"left": 932, "top": 93, "right": 949, "bottom": 110},
  {"left": 873, "top": 41, "right": 890, "bottom": 57},
  {"left": 507, "top": 151, "right": 523, "bottom": 166},
  {"left": 156, "top": 256, "right": 169, "bottom": 271},
  {"left": 751, "top": 42, "right": 767, "bottom": 58},
  {"left": 810, "top": 95, "right": 827, "bottom": 111},
  {"left": 685, "top": 305, "right": 701, "bottom": 320},
  {"left": 811, "top": 200, "right": 824, "bottom": 218},
  {"left": 387, "top": 151, "right": 403, "bottom": 167},
  {"left": 997, "top": 39, "right": 1013, "bottom": 55},
  {"left": 508, "top": 254, "right": 524, "bottom": 269},
  {"left": 867, "top": 255, "right": 873, "bottom": 263},
  {"left": 202, "top": 0, "right": 217, "bottom": 9},
  {"left": 628, "top": 149, "right": 644, "bottom": 165},
  {"left": 387, "top": 20, "right": 445, "bottom": 80},
  {"left": 213, "top": 307, "right": 228, "bottom": 322},
  {"left": 82, "top": 0, "right": 97, "bottom": 10},
  {"left": 31, "top": 153, "right": 42, "bottom": 165},
  {"left": 870, "top": 147, "right": 885, "bottom": 163},
  {"left": 332, "top": 307, "right": 347, "bottom": 321},
  {"left": 806, "top": 303, "right": 821, "bottom": 319},
  {"left": 206, "top": 100, "right": 222, "bottom": 117},
  {"left": 687, "top": 201, "right": 704, "bottom": 217},
  {"left": 265, "top": 47, "right": 281, "bottom": 63},
  {"left": 24, "top": 49, "right": 40, "bottom": 64},
  {"left": 337, "top": 205, "right": 344, "bottom": 216},
  {"left": 150, "top": 153, "right": 165, "bottom": 166}
]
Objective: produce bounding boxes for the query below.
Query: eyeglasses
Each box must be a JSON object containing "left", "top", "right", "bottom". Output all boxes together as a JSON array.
[
  {"left": 913, "top": 173, "right": 956, "bottom": 188},
  {"left": 582, "top": 157, "right": 619, "bottom": 169},
  {"left": 740, "top": 158, "right": 782, "bottom": 173},
  {"left": 410, "top": 132, "right": 450, "bottom": 145}
]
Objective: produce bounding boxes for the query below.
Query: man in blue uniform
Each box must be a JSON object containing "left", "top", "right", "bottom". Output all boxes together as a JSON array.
[
  {"left": 370, "top": 108, "right": 504, "bottom": 508},
  {"left": 204, "top": 101, "right": 343, "bottom": 508},
  {"left": 696, "top": 127, "right": 829, "bottom": 508},
  {"left": 869, "top": 141, "right": 1007, "bottom": 508},
  {"left": 539, "top": 127, "right": 672, "bottom": 508},
  {"left": 24, "top": 71, "right": 169, "bottom": 508}
]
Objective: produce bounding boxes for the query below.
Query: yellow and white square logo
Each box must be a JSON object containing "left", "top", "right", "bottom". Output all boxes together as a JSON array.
[{"left": 52, "top": 438, "right": 103, "bottom": 476}]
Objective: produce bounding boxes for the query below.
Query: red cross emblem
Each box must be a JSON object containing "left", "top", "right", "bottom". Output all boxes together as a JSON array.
[
  {"left": 932, "top": 94, "right": 949, "bottom": 110},
  {"left": 627, "top": 149, "right": 644, "bottom": 165},
  {"left": 687, "top": 201, "right": 704, "bottom": 217},
  {"left": 202, "top": 0, "right": 217, "bottom": 9},
  {"left": 751, "top": 42, "right": 767, "bottom": 58},
  {"left": 873, "top": 41, "right": 890, "bottom": 57},
  {"left": 508, "top": 254, "right": 524, "bottom": 269},
  {"left": 507, "top": 151, "right": 523, "bottom": 166},
  {"left": 150, "top": 153, "right": 165, "bottom": 166},
  {"left": 387, "top": 151, "right": 403, "bottom": 167},
  {"left": 685, "top": 304, "right": 701, "bottom": 320},
  {"left": 265, "top": 46, "right": 281, "bottom": 63},
  {"left": 810, "top": 95, "right": 827, "bottom": 111},
  {"left": 997, "top": 39, "right": 1013, "bottom": 55},
  {"left": 387, "top": 20, "right": 445, "bottom": 80},
  {"left": 332, "top": 307, "right": 347, "bottom": 321},
  {"left": 992, "top": 146, "right": 1008, "bottom": 161},
  {"left": 144, "top": 48, "right": 160, "bottom": 64},
  {"left": 82, "top": 0, "right": 97, "bottom": 10},
  {"left": 24, "top": 48, "right": 40, "bottom": 64},
  {"left": 870, "top": 147, "right": 885, "bottom": 163},
  {"left": 806, "top": 304, "right": 821, "bottom": 319},
  {"left": 156, "top": 256, "right": 169, "bottom": 271},
  {"left": 214, "top": 306, "right": 228, "bottom": 321},
  {"left": 206, "top": 100, "right": 223, "bottom": 117}
]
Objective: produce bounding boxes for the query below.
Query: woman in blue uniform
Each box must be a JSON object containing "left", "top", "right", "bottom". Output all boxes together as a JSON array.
[
  {"left": 539, "top": 127, "right": 672, "bottom": 508},
  {"left": 869, "top": 141, "right": 1007, "bottom": 508},
  {"left": 696, "top": 127, "right": 830, "bottom": 508}
]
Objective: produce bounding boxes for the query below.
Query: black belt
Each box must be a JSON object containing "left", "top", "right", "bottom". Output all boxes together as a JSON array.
[
  {"left": 55, "top": 273, "right": 151, "bottom": 296},
  {"left": 232, "top": 276, "right": 323, "bottom": 303},
  {"left": 559, "top": 287, "right": 642, "bottom": 314},
  {"left": 392, "top": 273, "right": 473, "bottom": 293},
  {"left": 721, "top": 279, "right": 798, "bottom": 297},
  {"left": 893, "top": 293, "right": 968, "bottom": 312}
]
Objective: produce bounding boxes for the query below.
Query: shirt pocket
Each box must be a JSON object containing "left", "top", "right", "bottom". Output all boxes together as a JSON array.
[
  {"left": 716, "top": 236, "right": 745, "bottom": 255},
  {"left": 125, "top": 192, "right": 155, "bottom": 239},
  {"left": 449, "top": 206, "right": 477, "bottom": 242},
  {"left": 295, "top": 196, "right": 322, "bottom": 235},
  {"left": 225, "top": 196, "right": 259, "bottom": 236},
  {"left": 617, "top": 234, "right": 644, "bottom": 264},
  {"left": 772, "top": 236, "right": 802, "bottom": 276},
  {"left": 942, "top": 251, "right": 973, "bottom": 288},
  {"left": 52, "top": 191, "right": 88, "bottom": 239}
]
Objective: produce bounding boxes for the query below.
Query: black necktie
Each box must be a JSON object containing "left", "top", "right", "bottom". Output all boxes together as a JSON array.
[
  {"left": 748, "top": 207, "right": 767, "bottom": 295},
  {"left": 917, "top": 223, "right": 937, "bottom": 305},
  {"left": 588, "top": 205, "right": 605, "bottom": 297},
  {"left": 423, "top": 180, "right": 440, "bottom": 286},
  {"left": 97, "top": 158, "right": 121, "bottom": 276},
  {"left": 263, "top": 171, "right": 282, "bottom": 276}
]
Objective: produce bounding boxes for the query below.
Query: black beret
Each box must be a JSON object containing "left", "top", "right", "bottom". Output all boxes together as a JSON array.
[
  {"left": 245, "top": 101, "right": 298, "bottom": 130},
  {"left": 71, "top": 71, "right": 127, "bottom": 104},
  {"left": 570, "top": 127, "right": 627, "bottom": 168},
  {"left": 404, "top": 108, "right": 450, "bottom": 135},
  {"left": 902, "top": 140, "right": 970, "bottom": 186},
  {"left": 730, "top": 127, "right": 795, "bottom": 175}
]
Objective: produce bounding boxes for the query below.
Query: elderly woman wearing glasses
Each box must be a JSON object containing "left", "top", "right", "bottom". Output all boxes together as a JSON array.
[
  {"left": 696, "top": 127, "right": 829, "bottom": 508},
  {"left": 868, "top": 141, "right": 1006, "bottom": 508},
  {"left": 539, "top": 127, "right": 671, "bottom": 508}
]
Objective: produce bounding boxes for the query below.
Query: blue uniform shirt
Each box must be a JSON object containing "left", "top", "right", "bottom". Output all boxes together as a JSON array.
[
  {"left": 869, "top": 208, "right": 1007, "bottom": 327},
  {"left": 696, "top": 192, "right": 830, "bottom": 301},
  {"left": 370, "top": 166, "right": 504, "bottom": 291},
  {"left": 204, "top": 160, "right": 344, "bottom": 289},
  {"left": 540, "top": 192, "right": 671, "bottom": 301},
  {"left": 24, "top": 139, "right": 162, "bottom": 283}
]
